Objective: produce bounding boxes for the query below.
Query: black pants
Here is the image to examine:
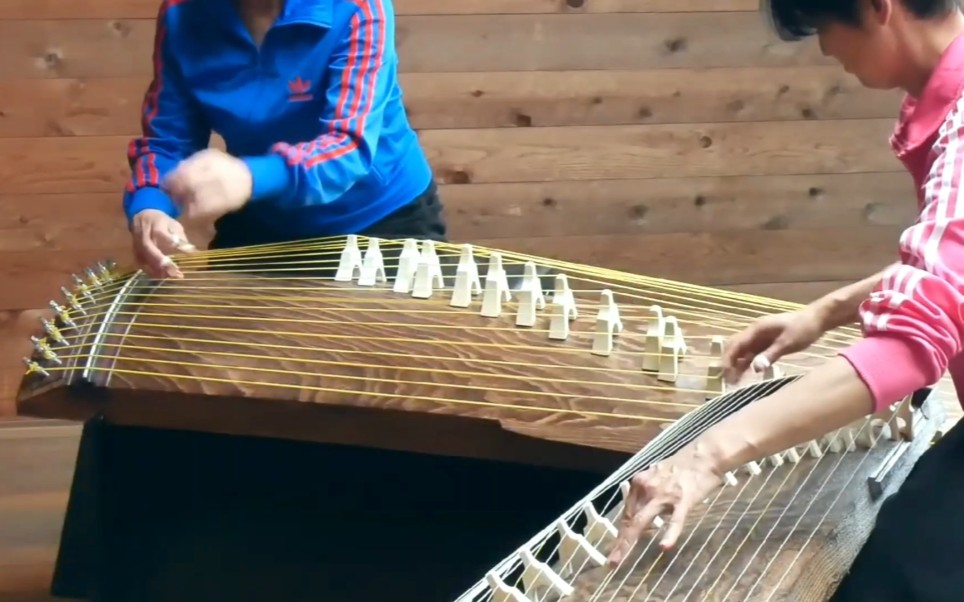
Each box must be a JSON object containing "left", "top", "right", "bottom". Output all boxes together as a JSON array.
[
  {"left": 830, "top": 416, "right": 964, "bottom": 601},
  {"left": 209, "top": 181, "right": 448, "bottom": 250}
]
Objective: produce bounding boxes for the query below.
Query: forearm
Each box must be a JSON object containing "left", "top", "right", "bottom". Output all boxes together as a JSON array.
[
  {"left": 810, "top": 264, "right": 895, "bottom": 330},
  {"left": 695, "top": 356, "right": 874, "bottom": 475}
]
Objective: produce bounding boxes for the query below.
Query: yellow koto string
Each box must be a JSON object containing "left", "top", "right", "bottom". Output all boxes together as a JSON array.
[
  {"left": 168, "top": 236, "right": 807, "bottom": 315},
  {"left": 49, "top": 311, "right": 816, "bottom": 375},
  {"left": 49, "top": 330, "right": 717, "bottom": 385},
  {"left": 39, "top": 362, "right": 672, "bottom": 423},
  {"left": 63, "top": 260, "right": 862, "bottom": 356},
  {"left": 64, "top": 237, "right": 846, "bottom": 336},
  {"left": 51, "top": 339, "right": 711, "bottom": 403},
  {"left": 28, "top": 234, "right": 867, "bottom": 394}
]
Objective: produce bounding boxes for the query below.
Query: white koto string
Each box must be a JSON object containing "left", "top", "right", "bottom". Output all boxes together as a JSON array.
[
  {"left": 583, "top": 378, "right": 804, "bottom": 602},
  {"left": 594, "top": 413, "right": 771, "bottom": 600},
  {"left": 638, "top": 454, "right": 787, "bottom": 602},
  {"left": 626, "top": 427, "right": 797, "bottom": 602},
  {"left": 579, "top": 381, "right": 789, "bottom": 602},
  {"left": 753, "top": 403, "right": 906, "bottom": 602},
  {"left": 483, "top": 379, "right": 781, "bottom": 602},
  {"left": 689, "top": 422, "right": 856, "bottom": 600}
]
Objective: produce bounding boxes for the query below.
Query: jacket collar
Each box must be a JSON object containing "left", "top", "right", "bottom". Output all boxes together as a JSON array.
[
  {"left": 277, "top": 0, "right": 333, "bottom": 28},
  {"left": 892, "top": 31, "right": 964, "bottom": 154}
]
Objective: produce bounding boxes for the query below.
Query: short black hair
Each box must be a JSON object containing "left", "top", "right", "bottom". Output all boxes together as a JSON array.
[{"left": 764, "top": 0, "right": 961, "bottom": 41}]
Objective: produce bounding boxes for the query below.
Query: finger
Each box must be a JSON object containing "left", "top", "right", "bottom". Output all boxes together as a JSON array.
[
  {"left": 723, "top": 355, "right": 754, "bottom": 385},
  {"left": 139, "top": 227, "right": 182, "bottom": 280},
  {"left": 659, "top": 498, "right": 692, "bottom": 551},
  {"left": 753, "top": 336, "right": 793, "bottom": 372},
  {"left": 721, "top": 331, "right": 753, "bottom": 371},
  {"left": 164, "top": 229, "right": 198, "bottom": 254},
  {"left": 608, "top": 499, "right": 664, "bottom": 569},
  {"left": 159, "top": 255, "right": 184, "bottom": 279}
]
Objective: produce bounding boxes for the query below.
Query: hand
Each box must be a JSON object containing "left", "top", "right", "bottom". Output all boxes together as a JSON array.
[
  {"left": 722, "top": 306, "right": 828, "bottom": 385},
  {"left": 131, "top": 209, "right": 197, "bottom": 279},
  {"left": 163, "top": 148, "right": 253, "bottom": 222},
  {"left": 608, "top": 444, "right": 725, "bottom": 568}
]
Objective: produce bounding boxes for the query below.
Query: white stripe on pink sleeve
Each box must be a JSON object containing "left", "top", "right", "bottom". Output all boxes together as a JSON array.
[{"left": 840, "top": 96, "right": 964, "bottom": 411}]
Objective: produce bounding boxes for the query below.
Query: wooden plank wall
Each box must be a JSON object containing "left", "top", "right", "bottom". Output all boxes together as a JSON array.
[{"left": 0, "top": 0, "right": 914, "bottom": 416}]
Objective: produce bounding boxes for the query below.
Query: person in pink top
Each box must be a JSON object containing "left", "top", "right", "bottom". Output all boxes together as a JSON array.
[{"left": 609, "top": 1, "right": 964, "bottom": 598}]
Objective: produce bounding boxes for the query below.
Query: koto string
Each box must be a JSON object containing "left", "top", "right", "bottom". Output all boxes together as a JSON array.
[
  {"left": 688, "top": 421, "right": 858, "bottom": 600},
  {"left": 754, "top": 406, "right": 907, "bottom": 601},
  {"left": 70, "top": 234, "right": 863, "bottom": 341},
  {"left": 144, "top": 233, "right": 822, "bottom": 321},
  {"left": 590, "top": 399, "right": 897, "bottom": 602},
  {"left": 52, "top": 311, "right": 819, "bottom": 377},
  {"left": 474, "top": 381, "right": 774, "bottom": 601},
  {"left": 50, "top": 346, "right": 701, "bottom": 414},
  {"left": 62, "top": 272, "right": 860, "bottom": 360},
  {"left": 40, "top": 363, "right": 658, "bottom": 422},
  {"left": 60, "top": 289, "right": 854, "bottom": 361},
  {"left": 52, "top": 268, "right": 860, "bottom": 372},
  {"left": 475, "top": 379, "right": 793, "bottom": 602},
  {"left": 586, "top": 381, "right": 788, "bottom": 602},
  {"left": 48, "top": 340, "right": 707, "bottom": 406},
  {"left": 497, "top": 380, "right": 791, "bottom": 601},
  {"left": 49, "top": 308, "right": 819, "bottom": 383},
  {"left": 584, "top": 383, "right": 778, "bottom": 601},
  {"left": 167, "top": 236, "right": 845, "bottom": 322}
]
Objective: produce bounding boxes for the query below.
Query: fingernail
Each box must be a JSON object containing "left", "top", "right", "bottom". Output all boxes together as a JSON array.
[{"left": 751, "top": 354, "right": 770, "bottom": 372}]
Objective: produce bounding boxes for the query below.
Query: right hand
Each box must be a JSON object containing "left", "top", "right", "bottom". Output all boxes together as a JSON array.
[
  {"left": 722, "top": 306, "right": 827, "bottom": 384},
  {"left": 130, "top": 209, "right": 197, "bottom": 279}
]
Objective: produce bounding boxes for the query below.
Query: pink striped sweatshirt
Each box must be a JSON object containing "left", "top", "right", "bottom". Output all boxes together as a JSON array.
[{"left": 841, "top": 33, "right": 964, "bottom": 412}]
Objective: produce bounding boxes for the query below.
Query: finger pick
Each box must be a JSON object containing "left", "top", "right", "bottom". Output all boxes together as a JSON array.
[{"left": 751, "top": 354, "right": 771, "bottom": 373}]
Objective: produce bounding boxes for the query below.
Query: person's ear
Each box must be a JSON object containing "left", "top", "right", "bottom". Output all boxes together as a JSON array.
[{"left": 866, "top": 0, "right": 894, "bottom": 28}]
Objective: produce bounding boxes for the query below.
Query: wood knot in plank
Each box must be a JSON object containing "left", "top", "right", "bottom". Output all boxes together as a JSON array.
[
  {"left": 513, "top": 112, "right": 532, "bottom": 127},
  {"left": 726, "top": 99, "right": 745, "bottom": 113},
  {"left": 862, "top": 201, "right": 884, "bottom": 222},
  {"left": 542, "top": 197, "right": 557, "bottom": 207},
  {"left": 664, "top": 37, "right": 687, "bottom": 53},
  {"left": 698, "top": 135, "right": 712, "bottom": 148},
  {"left": 825, "top": 83, "right": 843, "bottom": 98},
  {"left": 565, "top": 0, "right": 585, "bottom": 8},
  {"left": 38, "top": 49, "right": 63, "bottom": 71},
  {"left": 470, "top": 90, "right": 484, "bottom": 98},
  {"left": 762, "top": 215, "right": 789, "bottom": 230},
  {"left": 110, "top": 20, "right": 132, "bottom": 36},
  {"left": 630, "top": 204, "right": 648, "bottom": 220},
  {"left": 776, "top": 84, "right": 791, "bottom": 96},
  {"left": 800, "top": 106, "right": 816, "bottom": 119},
  {"left": 808, "top": 186, "right": 824, "bottom": 199},
  {"left": 693, "top": 195, "right": 707, "bottom": 207},
  {"left": 637, "top": 106, "right": 653, "bottom": 119},
  {"left": 590, "top": 96, "right": 603, "bottom": 105},
  {"left": 443, "top": 169, "right": 472, "bottom": 185}
]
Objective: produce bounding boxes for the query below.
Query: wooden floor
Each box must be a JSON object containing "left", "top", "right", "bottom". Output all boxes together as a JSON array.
[{"left": 1, "top": 387, "right": 961, "bottom": 602}]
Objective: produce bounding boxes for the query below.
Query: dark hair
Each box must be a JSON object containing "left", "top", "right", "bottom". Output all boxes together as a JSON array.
[{"left": 764, "top": 0, "right": 961, "bottom": 41}]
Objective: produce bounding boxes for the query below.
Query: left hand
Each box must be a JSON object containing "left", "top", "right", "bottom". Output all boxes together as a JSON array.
[
  {"left": 163, "top": 148, "right": 253, "bottom": 222},
  {"left": 607, "top": 443, "right": 725, "bottom": 568}
]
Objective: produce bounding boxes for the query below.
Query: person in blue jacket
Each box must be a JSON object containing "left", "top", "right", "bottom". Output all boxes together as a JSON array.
[{"left": 124, "top": 0, "right": 446, "bottom": 279}]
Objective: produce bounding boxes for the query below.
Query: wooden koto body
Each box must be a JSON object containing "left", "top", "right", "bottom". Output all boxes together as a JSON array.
[{"left": 15, "top": 235, "right": 843, "bottom": 473}]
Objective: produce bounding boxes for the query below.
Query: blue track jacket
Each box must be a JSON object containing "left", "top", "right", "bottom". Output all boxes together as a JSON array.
[{"left": 124, "top": 0, "right": 433, "bottom": 238}]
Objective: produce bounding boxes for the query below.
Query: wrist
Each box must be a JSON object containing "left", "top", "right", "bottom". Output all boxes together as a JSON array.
[
  {"left": 689, "top": 428, "right": 758, "bottom": 477},
  {"left": 241, "top": 154, "right": 291, "bottom": 202}
]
